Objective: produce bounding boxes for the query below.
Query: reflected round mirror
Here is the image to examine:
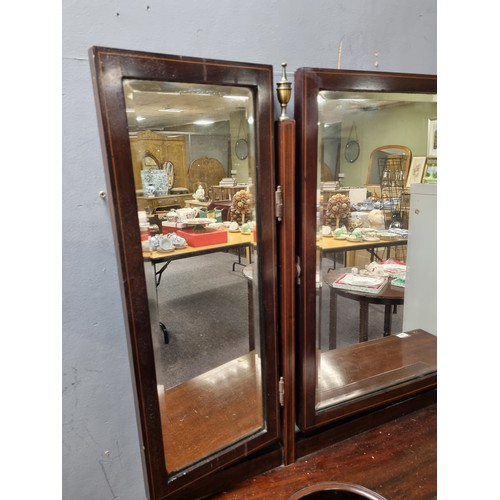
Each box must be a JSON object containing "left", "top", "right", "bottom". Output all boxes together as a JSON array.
[
  {"left": 235, "top": 138, "right": 249, "bottom": 160},
  {"left": 344, "top": 140, "right": 359, "bottom": 163}
]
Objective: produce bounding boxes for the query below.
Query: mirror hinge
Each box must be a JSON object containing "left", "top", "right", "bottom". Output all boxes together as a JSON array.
[
  {"left": 296, "top": 256, "right": 301, "bottom": 285},
  {"left": 279, "top": 376, "right": 285, "bottom": 406},
  {"left": 275, "top": 186, "right": 283, "bottom": 221}
]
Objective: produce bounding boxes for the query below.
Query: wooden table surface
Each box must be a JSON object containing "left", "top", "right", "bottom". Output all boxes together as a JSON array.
[
  {"left": 144, "top": 230, "right": 255, "bottom": 263},
  {"left": 157, "top": 330, "right": 436, "bottom": 478},
  {"left": 158, "top": 352, "right": 263, "bottom": 473},
  {"left": 324, "top": 267, "right": 405, "bottom": 345},
  {"left": 317, "top": 234, "right": 407, "bottom": 253},
  {"left": 212, "top": 402, "right": 437, "bottom": 499},
  {"left": 317, "top": 329, "right": 436, "bottom": 410}
]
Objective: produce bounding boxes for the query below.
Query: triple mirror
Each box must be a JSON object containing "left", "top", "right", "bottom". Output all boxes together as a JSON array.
[
  {"left": 294, "top": 68, "right": 437, "bottom": 431},
  {"left": 90, "top": 46, "right": 438, "bottom": 497},
  {"left": 90, "top": 47, "right": 281, "bottom": 498}
]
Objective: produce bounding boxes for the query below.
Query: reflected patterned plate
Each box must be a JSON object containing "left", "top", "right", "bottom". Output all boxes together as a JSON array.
[{"left": 182, "top": 218, "right": 217, "bottom": 225}]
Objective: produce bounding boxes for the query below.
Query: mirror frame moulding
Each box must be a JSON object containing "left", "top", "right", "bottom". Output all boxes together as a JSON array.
[
  {"left": 89, "top": 46, "right": 282, "bottom": 499},
  {"left": 294, "top": 67, "right": 437, "bottom": 433}
]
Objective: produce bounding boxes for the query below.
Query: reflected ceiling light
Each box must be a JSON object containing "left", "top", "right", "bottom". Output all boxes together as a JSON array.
[
  {"left": 223, "top": 95, "right": 248, "bottom": 101},
  {"left": 136, "top": 116, "right": 146, "bottom": 122},
  {"left": 159, "top": 107, "right": 183, "bottom": 113},
  {"left": 194, "top": 119, "right": 215, "bottom": 125},
  {"left": 247, "top": 117, "right": 254, "bottom": 125}
]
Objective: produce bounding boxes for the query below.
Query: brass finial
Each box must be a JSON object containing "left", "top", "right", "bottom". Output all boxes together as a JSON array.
[{"left": 276, "top": 62, "right": 292, "bottom": 120}]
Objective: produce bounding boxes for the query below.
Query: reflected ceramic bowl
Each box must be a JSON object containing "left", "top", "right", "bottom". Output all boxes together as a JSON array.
[{"left": 176, "top": 207, "right": 197, "bottom": 220}]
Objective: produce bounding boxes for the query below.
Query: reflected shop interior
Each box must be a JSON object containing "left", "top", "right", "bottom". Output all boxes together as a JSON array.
[
  {"left": 126, "top": 79, "right": 265, "bottom": 472},
  {"left": 313, "top": 89, "right": 437, "bottom": 411},
  {"left": 90, "top": 46, "right": 437, "bottom": 498},
  {"left": 132, "top": 80, "right": 436, "bottom": 464}
]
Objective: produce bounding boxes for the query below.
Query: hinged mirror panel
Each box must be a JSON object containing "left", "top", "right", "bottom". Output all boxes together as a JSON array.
[
  {"left": 294, "top": 68, "right": 437, "bottom": 431},
  {"left": 90, "top": 46, "right": 281, "bottom": 498}
]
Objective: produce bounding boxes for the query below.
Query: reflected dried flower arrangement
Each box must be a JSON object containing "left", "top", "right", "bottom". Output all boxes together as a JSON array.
[
  {"left": 230, "top": 190, "right": 254, "bottom": 224},
  {"left": 325, "top": 193, "right": 351, "bottom": 228}
]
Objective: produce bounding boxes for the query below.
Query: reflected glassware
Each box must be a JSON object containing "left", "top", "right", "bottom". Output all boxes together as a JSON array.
[{"left": 389, "top": 212, "right": 402, "bottom": 230}]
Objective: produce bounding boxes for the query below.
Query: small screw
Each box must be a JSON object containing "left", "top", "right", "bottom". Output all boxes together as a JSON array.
[
  {"left": 99, "top": 191, "right": 107, "bottom": 199},
  {"left": 415, "top": 209, "right": 420, "bottom": 214}
]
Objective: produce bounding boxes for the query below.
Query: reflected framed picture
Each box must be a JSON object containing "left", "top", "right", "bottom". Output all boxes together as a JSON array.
[
  {"left": 427, "top": 118, "right": 437, "bottom": 157},
  {"left": 423, "top": 157, "right": 437, "bottom": 184},
  {"left": 406, "top": 156, "right": 427, "bottom": 187}
]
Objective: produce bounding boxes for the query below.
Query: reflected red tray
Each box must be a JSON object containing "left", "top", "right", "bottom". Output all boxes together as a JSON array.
[{"left": 176, "top": 228, "right": 228, "bottom": 247}]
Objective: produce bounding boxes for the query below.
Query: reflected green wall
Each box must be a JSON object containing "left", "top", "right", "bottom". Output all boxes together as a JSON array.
[{"left": 338, "top": 102, "right": 437, "bottom": 187}]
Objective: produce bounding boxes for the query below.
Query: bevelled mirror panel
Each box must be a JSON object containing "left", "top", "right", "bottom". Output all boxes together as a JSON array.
[
  {"left": 90, "top": 47, "right": 280, "bottom": 498},
  {"left": 295, "top": 68, "right": 437, "bottom": 431}
]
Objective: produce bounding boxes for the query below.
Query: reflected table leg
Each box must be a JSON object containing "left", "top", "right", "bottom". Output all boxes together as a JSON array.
[
  {"left": 383, "top": 304, "right": 393, "bottom": 337},
  {"left": 243, "top": 264, "right": 255, "bottom": 351},
  {"left": 154, "top": 261, "right": 171, "bottom": 344},
  {"left": 359, "top": 299, "right": 369, "bottom": 342},
  {"left": 247, "top": 279, "right": 255, "bottom": 351},
  {"left": 329, "top": 289, "right": 337, "bottom": 350}
]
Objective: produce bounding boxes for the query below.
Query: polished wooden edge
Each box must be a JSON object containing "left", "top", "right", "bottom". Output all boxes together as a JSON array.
[
  {"left": 276, "top": 118, "right": 297, "bottom": 465},
  {"left": 295, "top": 389, "right": 437, "bottom": 460},
  {"left": 163, "top": 446, "right": 283, "bottom": 499}
]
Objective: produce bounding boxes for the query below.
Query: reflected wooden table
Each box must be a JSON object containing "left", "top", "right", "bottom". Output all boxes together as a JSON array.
[
  {"left": 144, "top": 231, "right": 255, "bottom": 343},
  {"left": 317, "top": 329, "right": 436, "bottom": 410},
  {"left": 158, "top": 351, "right": 263, "bottom": 472},
  {"left": 324, "top": 268, "right": 405, "bottom": 349},
  {"left": 318, "top": 235, "right": 407, "bottom": 269},
  {"left": 144, "top": 230, "right": 255, "bottom": 285}
]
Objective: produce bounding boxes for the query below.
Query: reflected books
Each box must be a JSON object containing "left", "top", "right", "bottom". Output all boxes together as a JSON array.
[{"left": 331, "top": 273, "right": 388, "bottom": 295}]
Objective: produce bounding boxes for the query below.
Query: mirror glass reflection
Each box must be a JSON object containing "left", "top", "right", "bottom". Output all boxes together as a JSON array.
[
  {"left": 315, "top": 90, "right": 437, "bottom": 410},
  {"left": 123, "top": 79, "right": 264, "bottom": 472}
]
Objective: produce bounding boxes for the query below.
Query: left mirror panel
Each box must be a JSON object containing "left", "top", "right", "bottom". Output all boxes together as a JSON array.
[{"left": 89, "top": 47, "right": 280, "bottom": 498}]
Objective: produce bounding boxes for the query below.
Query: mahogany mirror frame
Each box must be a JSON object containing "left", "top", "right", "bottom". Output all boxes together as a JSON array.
[
  {"left": 294, "top": 68, "right": 437, "bottom": 432},
  {"left": 89, "top": 46, "right": 281, "bottom": 499}
]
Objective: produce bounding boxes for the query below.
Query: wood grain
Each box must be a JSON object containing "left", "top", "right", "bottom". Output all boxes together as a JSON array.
[
  {"left": 158, "top": 352, "right": 264, "bottom": 472},
  {"left": 212, "top": 404, "right": 437, "bottom": 499}
]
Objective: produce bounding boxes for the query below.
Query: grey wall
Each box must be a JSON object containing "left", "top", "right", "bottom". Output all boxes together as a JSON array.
[{"left": 62, "top": 1, "right": 436, "bottom": 498}]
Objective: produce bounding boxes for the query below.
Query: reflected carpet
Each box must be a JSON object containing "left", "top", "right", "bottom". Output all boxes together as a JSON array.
[{"left": 152, "top": 251, "right": 404, "bottom": 389}]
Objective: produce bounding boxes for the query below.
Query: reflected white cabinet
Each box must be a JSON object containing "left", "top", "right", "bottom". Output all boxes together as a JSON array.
[{"left": 403, "top": 184, "right": 437, "bottom": 335}]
